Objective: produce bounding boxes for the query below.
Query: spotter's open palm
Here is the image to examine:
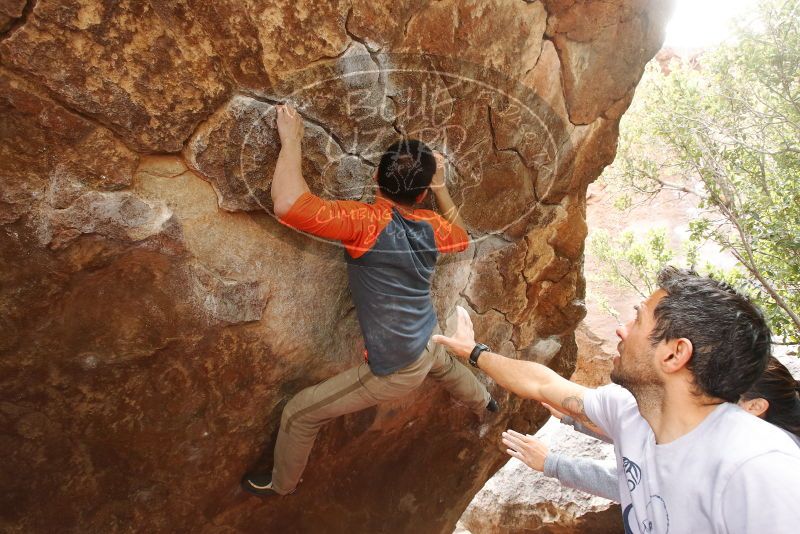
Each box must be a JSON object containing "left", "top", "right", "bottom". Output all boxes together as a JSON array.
[{"left": 432, "top": 305, "right": 476, "bottom": 359}]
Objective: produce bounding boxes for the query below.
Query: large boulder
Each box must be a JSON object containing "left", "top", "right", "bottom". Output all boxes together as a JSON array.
[
  {"left": 0, "top": 1, "right": 672, "bottom": 532},
  {"left": 456, "top": 418, "right": 620, "bottom": 534}
]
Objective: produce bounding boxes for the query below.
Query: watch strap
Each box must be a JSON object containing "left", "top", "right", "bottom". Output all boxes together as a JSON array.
[{"left": 469, "top": 343, "right": 491, "bottom": 368}]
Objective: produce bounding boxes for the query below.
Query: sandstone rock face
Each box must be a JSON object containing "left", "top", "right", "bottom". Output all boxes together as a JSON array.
[
  {"left": 543, "top": 0, "right": 673, "bottom": 124},
  {"left": 457, "top": 418, "right": 620, "bottom": 534},
  {"left": 0, "top": 1, "right": 671, "bottom": 532},
  {"left": 0, "top": 0, "right": 26, "bottom": 34}
]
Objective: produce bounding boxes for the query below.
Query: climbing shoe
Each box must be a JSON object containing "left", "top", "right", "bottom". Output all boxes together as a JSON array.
[
  {"left": 487, "top": 397, "right": 500, "bottom": 413},
  {"left": 241, "top": 473, "right": 279, "bottom": 497}
]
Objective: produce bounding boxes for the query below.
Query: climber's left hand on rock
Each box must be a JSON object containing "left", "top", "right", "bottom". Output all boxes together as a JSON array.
[{"left": 276, "top": 103, "right": 304, "bottom": 145}]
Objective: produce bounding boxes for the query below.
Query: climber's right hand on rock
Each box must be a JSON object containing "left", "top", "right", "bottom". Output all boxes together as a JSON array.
[
  {"left": 430, "top": 151, "right": 447, "bottom": 191},
  {"left": 502, "top": 429, "right": 548, "bottom": 472},
  {"left": 276, "top": 103, "right": 304, "bottom": 145}
]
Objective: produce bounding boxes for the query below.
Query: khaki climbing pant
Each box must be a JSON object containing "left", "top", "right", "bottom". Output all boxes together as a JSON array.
[{"left": 270, "top": 335, "right": 490, "bottom": 494}]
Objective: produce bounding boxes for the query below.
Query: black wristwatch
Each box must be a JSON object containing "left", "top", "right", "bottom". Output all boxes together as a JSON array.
[{"left": 469, "top": 343, "right": 491, "bottom": 368}]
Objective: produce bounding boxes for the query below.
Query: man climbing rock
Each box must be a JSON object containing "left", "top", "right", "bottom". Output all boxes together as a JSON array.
[{"left": 241, "top": 104, "right": 497, "bottom": 497}]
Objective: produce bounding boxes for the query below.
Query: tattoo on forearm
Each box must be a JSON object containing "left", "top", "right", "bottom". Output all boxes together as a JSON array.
[{"left": 561, "top": 396, "right": 594, "bottom": 428}]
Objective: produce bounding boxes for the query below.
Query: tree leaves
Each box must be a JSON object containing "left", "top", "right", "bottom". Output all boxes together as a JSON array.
[{"left": 597, "top": 0, "right": 800, "bottom": 342}]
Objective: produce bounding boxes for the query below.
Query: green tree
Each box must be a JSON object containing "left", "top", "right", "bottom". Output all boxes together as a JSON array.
[
  {"left": 589, "top": 228, "right": 677, "bottom": 300},
  {"left": 602, "top": 0, "right": 800, "bottom": 342}
]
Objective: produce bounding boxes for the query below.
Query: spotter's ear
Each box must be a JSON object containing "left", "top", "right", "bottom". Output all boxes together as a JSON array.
[
  {"left": 661, "top": 337, "right": 693, "bottom": 374},
  {"left": 739, "top": 397, "right": 769, "bottom": 418}
]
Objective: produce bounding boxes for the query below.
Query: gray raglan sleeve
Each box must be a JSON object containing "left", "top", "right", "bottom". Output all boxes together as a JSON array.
[
  {"left": 560, "top": 416, "right": 613, "bottom": 444},
  {"left": 543, "top": 453, "right": 620, "bottom": 502}
]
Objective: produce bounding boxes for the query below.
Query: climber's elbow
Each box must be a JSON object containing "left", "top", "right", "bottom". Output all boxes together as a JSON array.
[
  {"left": 271, "top": 183, "right": 308, "bottom": 217},
  {"left": 273, "top": 195, "right": 298, "bottom": 218}
]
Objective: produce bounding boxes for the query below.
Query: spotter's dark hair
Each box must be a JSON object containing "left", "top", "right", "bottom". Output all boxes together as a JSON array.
[
  {"left": 742, "top": 356, "right": 800, "bottom": 440},
  {"left": 650, "top": 266, "right": 772, "bottom": 402}
]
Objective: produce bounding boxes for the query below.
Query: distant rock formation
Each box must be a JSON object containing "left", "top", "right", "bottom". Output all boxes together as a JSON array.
[
  {"left": 654, "top": 46, "right": 704, "bottom": 75},
  {"left": 0, "top": 1, "right": 671, "bottom": 532}
]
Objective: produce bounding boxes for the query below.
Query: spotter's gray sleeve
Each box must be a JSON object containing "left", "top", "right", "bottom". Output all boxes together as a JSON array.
[
  {"left": 543, "top": 453, "right": 620, "bottom": 502},
  {"left": 560, "top": 415, "right": 613, "bottom": 444}
]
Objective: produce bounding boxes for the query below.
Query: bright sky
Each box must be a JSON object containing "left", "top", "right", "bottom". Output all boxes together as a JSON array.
[{"left": 664, "top": 0, "right": 755, "bottom": 48}]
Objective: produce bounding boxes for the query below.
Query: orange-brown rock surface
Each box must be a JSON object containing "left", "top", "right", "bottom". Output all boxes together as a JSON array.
[{"left": 0, "top": 1, "right": 672, "bottom": 532}]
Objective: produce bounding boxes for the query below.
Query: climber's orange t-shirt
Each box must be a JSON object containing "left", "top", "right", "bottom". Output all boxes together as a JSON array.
[
  {"left": 277, "top": 192, "right": 469, "bottom": 375},
  {"left": 278, "top": 192, "right": 469, "bottom": 258}
]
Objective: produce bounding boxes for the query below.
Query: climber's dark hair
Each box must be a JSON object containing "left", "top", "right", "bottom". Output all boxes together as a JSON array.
[
  {"left": 376, "top": 139, "right": 437, "bottom": 205},
  {"left": 650, "top": 266, "right": 772, "bottom": 402},
  {"left": 741, "top": 356, "right": 800, "bottom": 440}
]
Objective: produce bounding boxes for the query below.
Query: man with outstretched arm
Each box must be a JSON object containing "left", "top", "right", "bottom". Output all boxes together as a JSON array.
[
  {"left": 433, "top": 268, "right": 800, "bottom": 534},
  {"left": 241, "top": 104, "right": 497, "bottom": 497}
]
